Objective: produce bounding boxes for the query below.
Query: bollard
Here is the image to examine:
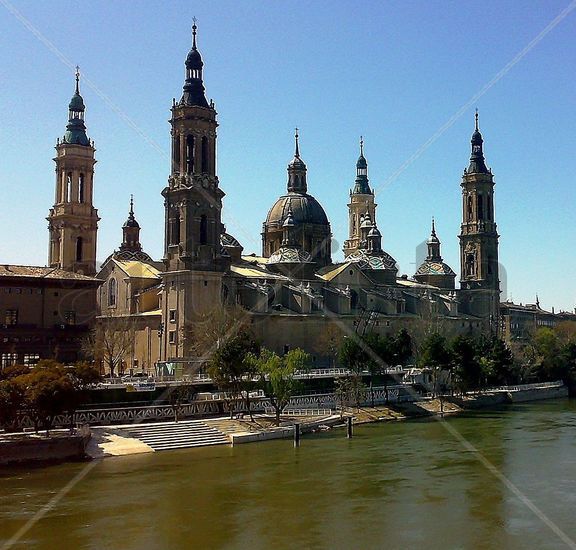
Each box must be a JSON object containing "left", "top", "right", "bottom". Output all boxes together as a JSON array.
[
  {"left": 347, "top": 416, "right": 353, "bottom": 438},
  {"left": 294, "top": 423, "right": 301, "bottom": 447}
]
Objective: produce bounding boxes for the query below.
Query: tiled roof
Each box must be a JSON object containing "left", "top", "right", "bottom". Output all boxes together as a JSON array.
[
  {"left": 113, "top": 260, "right": 161, "bottom": 280},
  {"left": 0, "top": 264, "right": 101, "bottom": 282}
]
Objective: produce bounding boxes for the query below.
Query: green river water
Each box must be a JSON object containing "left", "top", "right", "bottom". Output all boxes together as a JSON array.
[{"left": 1, "top": 399, "right": 576, "bottom": 550}]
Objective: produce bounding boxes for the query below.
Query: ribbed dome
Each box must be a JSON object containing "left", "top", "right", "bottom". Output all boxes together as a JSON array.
[{"left": 265, "top": 193, "right": 329, "bottom": 228}]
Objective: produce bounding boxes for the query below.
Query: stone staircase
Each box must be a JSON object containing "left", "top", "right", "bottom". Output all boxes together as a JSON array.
[{"left": 120, "top": 420, "right": 229, "bottom": 451}]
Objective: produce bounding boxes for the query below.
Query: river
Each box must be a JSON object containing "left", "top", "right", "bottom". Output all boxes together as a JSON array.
[{"left": 1, "top": 399, "right": 576, "bottom": 549}]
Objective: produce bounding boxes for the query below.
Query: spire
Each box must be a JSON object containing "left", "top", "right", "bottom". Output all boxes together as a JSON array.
[
  {"left": 426, "top": 217, "right": 442, "bottom": 260},
  {"left": 353, "top": 136, "right": 371, "bottom": 194},
  {"left": 192, "top": 17, "right": 197, "bottom": 49},
  {"left": 468, "top": 109, "right": 489, "bottom": 174},
  {"left": 287, "top": 128, "right": 307, "bottom": 193},
  {"left": 294, "top": 127, "right": 300, "bottom": 158},
  {"left": 75, "top": 65, "right": 80, "bottom": 95},
  {"left": 62, "top": 67, "right": 90, "bottom": 146},
  {"left": 181, "top": 19, "right": 209, "bottom": 107},
  {"left": 121, "top": 195, "right": 142, "bottom": 252}
]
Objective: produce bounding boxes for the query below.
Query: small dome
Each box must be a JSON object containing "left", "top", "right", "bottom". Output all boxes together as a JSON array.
[
  {"left": 69, "top": 92, "right": 85, "bottom": 112},
  {"left": 268, "top": 246, "right": 313, "bottom": 265},
  {"left": 289, "top": 155, "right": 306, "bottom": 170},
  {"left": 356, "top": 154, "right": 367, "bottom": 169},
  {"left": 347, "top": 249, "right": 398, "bottom": 271},
  {"left": 360, "top": 216, "right": 373, "bottom": 229},
  {"left": 123, "top": 217, "right": 139, "bottom": 228},
  {"left": 415, "top": 260, "right": 456, "bottom": 277},
  {"left": 368, "top": 226, "right": 381, "bottom": 238},
  {"left": 265, "top": 193, "right": 329, "bottom": 228},
  {"left": 186, "top": 48, "right": 203, "bottom": 70}
]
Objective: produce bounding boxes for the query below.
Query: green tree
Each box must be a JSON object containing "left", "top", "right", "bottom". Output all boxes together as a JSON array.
[
  {"left": 207, "top": 331, "right": 259, "bottom": 419},
  {"left": 22, "top": 361, "right": 78, "bottom": 434},
  {"left": 250, "top": 348, "right": 309, "bottom": 426},
  {"left": 451, "top": 335, "right": 482, "bottom": 393},
  {"left": 0, "top": 370, "right": 27, "bottom": 432}
]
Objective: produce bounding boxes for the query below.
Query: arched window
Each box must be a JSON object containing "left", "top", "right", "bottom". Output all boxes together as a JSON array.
[
  {"left": 170, "top": 211, "right": 180, "bottom": 245},
  {"left": 186, "top": 135, "right": 195, "bottom": 174},
  {"left": 76, "top": 237, "right": 83, "bottom": 261},
  {"left": 66, "top": 172, "right": 73, "bottom": 202},
  {"left": 477, "top": 195, "right": 484, "bottom": 220},
  {"left": 108, "top": 278, "right": 117, "bottom": 307},
  {"left": 201, "top": 136, "right": 209, "bottom": 174},
  {"left": 78, "top": 174, "right": 85, "bottom": 203},
  {"left": 173, "top": 136, "right": 180, "bottom": 172},
  {"left": 467, "top": 195, "right": 473, "bottom": 221},
  {"left": 200, "top": 215, "right": 208, "bottom": 245},
  {"left": 487, "top": 195, "right": 492, "bottom": 220},
  {"left": 350, "top": 289, "right": 359, "bottom": 310}
]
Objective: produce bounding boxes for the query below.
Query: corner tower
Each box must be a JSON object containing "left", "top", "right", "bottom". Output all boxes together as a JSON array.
[
  {"left": 48, "top": 68, "right": 99, "bottom": 275},
  {"left": 343, "top": 138, "right": 376, "bottom": 257},
  {"left": 162, "top": 21, "right": 225, "bottom": 272},
  {"left": 458, "top": 112, "right": 500, "bottom": 324}
]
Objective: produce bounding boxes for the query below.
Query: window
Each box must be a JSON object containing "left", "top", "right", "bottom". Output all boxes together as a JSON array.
[
  {"left": 169, "top": 331, "right": 176, "bottom": 344},
  {"left": 201, "top": 136, "right": 209, "bottom": 173},
  {"left": 173, "top": 136, "right": 180, "bottom": 170},
  {"left": 78, "top": 174, "right": 85, "bottom": 203},
  {"left": 23, "top": 354, "right": 39, "bottom": 366},
  {"left": 66, "top": 172, "right": 72, "bottom": 202},
  {"left": 186, "top": 134, "right": 195, "bottom": 173},
  {"left": 169, "top": 309, "right": 176, "bottom": 323},
  {"left": 170, "top": 211, "right": 180, "bottom": 245},
  {"left": 108, "top": 278, "right": 117, "bottom": 307},
  {"left": 76, "top": 237, "right": 83, "bottom": 262},
  {"left": 477, "top": 194, "right": 484, "bottom": 220},
  {"left": 65, "top": 311, "right": 76, "bottom": 325},
  {"left": 204, "top": 280, "right": 208, "bottom": 287},
  {"left": 200, "top": 215, "right": 208, "bottom": 245},
  {"left": 5, "top": 309, "right": 18, "bottom": 326},
  {"left": 1, "top": 353, "right": 17, "bottom": 369}
]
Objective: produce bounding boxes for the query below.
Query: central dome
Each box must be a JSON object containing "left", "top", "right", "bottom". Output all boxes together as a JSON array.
[{"left": 265, "top": 192, "right": 329, "bottom": 228}]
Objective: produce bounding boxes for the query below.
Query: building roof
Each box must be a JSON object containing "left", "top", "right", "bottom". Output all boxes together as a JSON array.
[
  {"left": 113, "top": 259, "right": 161, "bottom": 280},
  {"left": 229, "top": 264, "right": 288, "bottom": 280},
  {"left": 317, "top": 262, "right": 352, "bottom": 282},
  {"left": 0, "top": 265, "right": 101, "bottom": 283}
]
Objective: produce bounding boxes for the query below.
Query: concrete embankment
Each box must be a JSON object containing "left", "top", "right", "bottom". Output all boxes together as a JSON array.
[
  {"left": 506, "top": 385, "right": 568, "bottom": 402},
  {"left": 0, "top": 432, "right": 90, "bottom": 466}
]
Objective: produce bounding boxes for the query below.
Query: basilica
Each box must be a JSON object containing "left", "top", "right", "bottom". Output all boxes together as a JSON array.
[{"left": 0, "top": 26, "right": 506, "bottom": 372}]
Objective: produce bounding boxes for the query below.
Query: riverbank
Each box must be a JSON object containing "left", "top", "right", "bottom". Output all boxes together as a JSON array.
[{"left": 1, "top": 383, "right": 568, "bottom": 465}]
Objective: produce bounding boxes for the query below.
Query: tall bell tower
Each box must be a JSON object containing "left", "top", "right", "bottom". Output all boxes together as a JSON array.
[
  {"left": 48, "top": 68, "right": 99, "bottom": 276},
  {"left": 458, "top": 112, "right": 500, "bottom": 325},
  {"left": 160, "top": 23, "right": 227, "bottom": 361},
  {"left": 162, "top": 21, "right": 224, "bottom": 273},
  {"left": 343, "top": 138, "right": 376, "bottom": 257}
]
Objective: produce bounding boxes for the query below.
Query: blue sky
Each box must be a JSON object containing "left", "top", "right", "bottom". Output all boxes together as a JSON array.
[{"left": 1, "top": 1, "right": 575, "bottom": 312}]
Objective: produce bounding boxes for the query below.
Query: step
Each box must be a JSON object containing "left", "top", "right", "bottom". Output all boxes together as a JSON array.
[
  {"left": 151, "top": 440, "right": 228, "bottom": 451},
  {"left": 134, "top": 435, "right": 228, "bottom": 445}
]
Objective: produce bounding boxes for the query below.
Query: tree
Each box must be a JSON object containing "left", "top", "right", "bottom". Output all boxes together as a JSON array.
[
  {"left": 167, "top": 384, "right": 197, "bottom": 422},
  {"left": 315, "top": 321, "right": 344, "bottom": 368},
  {"left": 334, "top": 375, "right": 366, "bottom": 417},
  {"left": 393, "top": 329, "right": 413, "bottom": 366},
  {"left": 85, "top": 315, "right": 136, "bottom": 377},
  {"left": 0, "top": 368, "right": 27, "bottom": 432},
  {"left": 451, "top": 335, "right": 482, "bottom": 393},
  {"left": 207, "top": 331, "right": 259, "bottom": 419},
  {"left": 183, "top": 304, "right": 250, "bottom": 362},
  {"left": 22, "top": 361, "right": 78, "bottom": 434},
  {"left": 419, "top": 333, "right": 452, "bottom": 399},
  {"left": 251, "top": 348, "right": 310, "bottom": 426}
]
